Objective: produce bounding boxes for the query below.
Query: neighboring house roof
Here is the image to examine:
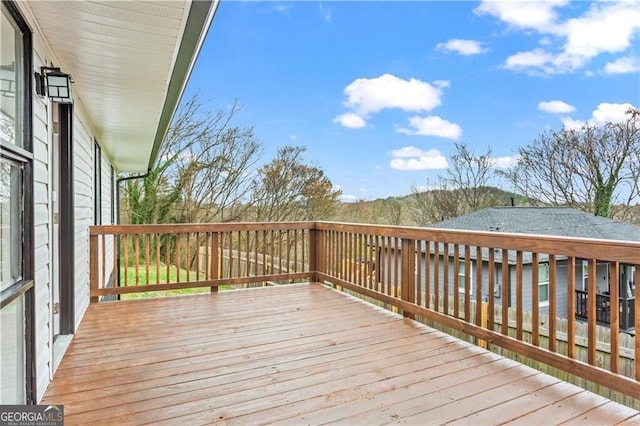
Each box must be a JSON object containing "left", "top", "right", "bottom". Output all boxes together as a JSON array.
[
  {"left": 426, "top": 207, "right": 640, "bottom": 242},
  {"left": 22, "top": 1, "right": 218, "bottom": 172},
  {"left": 422, "top": 207, "right": 640, "bottom": 264}
]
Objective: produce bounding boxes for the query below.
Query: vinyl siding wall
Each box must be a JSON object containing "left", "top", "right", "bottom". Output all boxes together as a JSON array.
[
  {"left": 18, "top": 2, "right": 116, "bottom": 401},
  {"left": 31, "top": 46, "right": 52, "bottom": 401},
  {"left": 72, "top": 118, "right": 93, "bottom": 331}
]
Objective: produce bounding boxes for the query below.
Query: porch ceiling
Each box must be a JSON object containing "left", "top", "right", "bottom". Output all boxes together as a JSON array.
[{"left": 23, "top": 0, "right": 217, "bottom": 172}]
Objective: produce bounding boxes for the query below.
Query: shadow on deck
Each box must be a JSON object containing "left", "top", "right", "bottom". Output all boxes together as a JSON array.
[{"left": 42, "top": 283, "right": 639, "bottom": 425}]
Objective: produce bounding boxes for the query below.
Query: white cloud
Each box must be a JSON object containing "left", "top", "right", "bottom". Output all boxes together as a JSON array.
[
  {"left": 562, "top": 2, "right": 640, "bottom": 59},
  {"left": 478, "top": 0, "right": 640, "bottom": 75},
  {"left": 391, "top": 146, "right": 429, "bottom": 158},
  {"left": 333, "top": 112, "right": 366, "bottom": 129},
  {"left": 504, "top": 48, "right": 554, "bottom": 71},
  {"left": 492, "top": 155, "right": 520, "bottom": 169},
  {"left": 474, "top": 0, "right": 568, "bottom": 31},
  {"left": 318, "top": 3, "right": 332, "bottom": 22},
  {"left": 273, "top": 4, "right": 292, "bottom": 15},
  {"left": 342, "top": 74, "right": 445, "bottom": 116},
  {"left": 561, "top": 117, "right": 585, "bottom": 130},
  {"left": 560, "top": 102, "right": 636, "bottom": 130},
  {"left": 590, "top": 102, "right": 635, "bottom": 124},
  {"left": 340, "top": 193, "right": 358, "bottom": 202},
  {"left": 432, "top": 80, "right": 451, "bottom": 89},
  {"left": 436, "top": 39, "right": 488, "bottom": 56},
  {"left": 604, "top": 56, "right": 640, "bottom": 74},
  {"left": 538, "top": 100, "right": 576, "bottom": 114},
  {"left": 389, "top": 146, "right": 448, "bottom": 171},
  {"left": 397, "top": 116, "right": 463, "bottom": 140},
  {"left": 290, "top": 134, "right": 297, "bottom": 141}
]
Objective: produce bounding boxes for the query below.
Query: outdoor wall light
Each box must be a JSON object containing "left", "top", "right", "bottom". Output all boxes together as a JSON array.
[{"left": 36, "top": 66, "right": 73, "bottom": 103}]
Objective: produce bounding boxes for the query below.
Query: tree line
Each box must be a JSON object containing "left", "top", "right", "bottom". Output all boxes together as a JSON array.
[
  {"left": 122, "top": 94, "right": 341, "bottom": 226},
  {"left": 122, "top": 95, "right": 640, "bottom": 227}
]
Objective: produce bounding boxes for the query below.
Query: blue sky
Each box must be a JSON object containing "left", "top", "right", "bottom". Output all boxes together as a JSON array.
[{"left": 185, "top": 0, "right": 640, "bottom": 202}]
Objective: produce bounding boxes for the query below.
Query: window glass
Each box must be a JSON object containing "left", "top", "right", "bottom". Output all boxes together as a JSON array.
[
  {"left": 539, "top": 282, "right": 549, "bottom": 303},
  {"left": 0, "top": 159, "right": 23, "bottom": 291},
  {"left": 1, "top": 4, "right": 24, "bottom": 148},
  {"left": 539, "top": 263, "right": 550, "bottom": 305},
  {"left": 458, "top": 260, "right": 473, "bottom": 294},
  {"left": 0, "top": 295, "right": 26, "bottom": 404}
]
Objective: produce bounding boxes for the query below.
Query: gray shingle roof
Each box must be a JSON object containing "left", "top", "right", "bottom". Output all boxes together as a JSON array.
[{"left": 426, "top": 207, "right": 640, "bottom": 242}]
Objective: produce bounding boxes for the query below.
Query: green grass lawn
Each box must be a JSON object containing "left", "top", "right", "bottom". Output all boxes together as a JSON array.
[{"left": 119, "top": 264, "right": 232, "bottom": 300}]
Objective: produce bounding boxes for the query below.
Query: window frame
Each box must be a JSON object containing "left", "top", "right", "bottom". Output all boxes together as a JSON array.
[
  {"left": 94, "top": 140, "right": 101, "bottom": 225},
  {"left": 0, "top": 0, "right": 35, "bottom": 405}
]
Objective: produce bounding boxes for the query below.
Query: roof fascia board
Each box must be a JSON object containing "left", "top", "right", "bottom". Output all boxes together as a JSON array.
[{"left": 147, "top": 0, "right": 219, "bottom": 171}]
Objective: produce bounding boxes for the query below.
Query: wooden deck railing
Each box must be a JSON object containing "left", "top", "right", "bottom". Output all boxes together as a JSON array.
[
  {"left": 575, "top": 289, "right": 635, "bottom": 331},
  {"left": 89, "top": 221, "right": 639, "bottom": 400},
  {"left": 89, "top": 222, "right": 314, "bottom": 300}
]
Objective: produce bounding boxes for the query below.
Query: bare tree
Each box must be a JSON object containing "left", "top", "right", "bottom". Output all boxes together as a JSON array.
[
  {"left": 380, "top": 198, "right": 403, "bottom": 225},
  {"left": 339, "top": 199, "right": 375, "bottom": 224},
  {"left": 123, "top": 94, "right": 262, "bottom": 225},
  {"left": 499, "top": 108, "right": 640, "bottom": 219},
  {"left": 412, "top": 143, "right": 503, "bottom": 223},
  {"left": 250, "top": 146, "right": 341, "bottom": 222}
]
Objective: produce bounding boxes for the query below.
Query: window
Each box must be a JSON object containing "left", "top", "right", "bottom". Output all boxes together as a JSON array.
[
  {"left": 538, "top": 263, "right": 550, "bottom": 306},
  {"left": 0, "top": 294, "right": 25, "bottom": 403},
  {"left": 0, "top": 1, "right": 33, "bottom": 404},
  {"left": 1, "top": 2, "right": 24, "bottom": 148},
  {"left": 0, "top": 159, "right": 23, "bottom": 291},
  {"left": 458, "top": 260, "right": 473, "bottom": 295}
]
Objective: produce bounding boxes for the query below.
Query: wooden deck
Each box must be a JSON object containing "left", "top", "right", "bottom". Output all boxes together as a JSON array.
[{"left": 42, "top": 283, "right": 639, "bottom": 425}]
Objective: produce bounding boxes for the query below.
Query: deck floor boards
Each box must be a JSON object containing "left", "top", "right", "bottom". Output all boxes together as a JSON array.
[{"left": 41, "top": 283, "right": 638, "bottom": 425}]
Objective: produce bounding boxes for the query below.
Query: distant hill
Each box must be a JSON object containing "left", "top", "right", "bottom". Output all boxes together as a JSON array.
[{"left": 335, "top": 186, "right": 531, "bottom": 226}]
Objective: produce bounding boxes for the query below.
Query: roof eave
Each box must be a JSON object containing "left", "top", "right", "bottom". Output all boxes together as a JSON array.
[{"left": 147, "top": 0, "right": 219, "bottom": 172}]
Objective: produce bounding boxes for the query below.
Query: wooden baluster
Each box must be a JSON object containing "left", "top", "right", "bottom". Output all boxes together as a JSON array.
[
  {"left": 516, "top": 250, "right": 523, "bottom": 341},
  {"left": 566, "top": 256, "right": 576, "bottom": 360},
  {"left": 548, "top": 254, "right": 557, "bottom": 353},
  {"left": 532, "top": 252, "right": 539, "bottom": 346}
]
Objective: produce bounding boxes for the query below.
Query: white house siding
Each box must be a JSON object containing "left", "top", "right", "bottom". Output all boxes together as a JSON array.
[
  {"left": 17, "top": 2, "right": 110, "bottom": 400},
  {"left": 99, "top": 149, "right": 115, "bottom": 287},
  {"left": 72, "top": 117, "right": 94, "bottom": 330},
  {"left": 32, "top": 87, "right": 52, "bottom": 401}
]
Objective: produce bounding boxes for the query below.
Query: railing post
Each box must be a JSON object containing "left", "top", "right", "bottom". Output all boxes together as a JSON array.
[
  {"left": 400, "top": 239, "right": 415, "bottom": 319},
  {"left": 635, "top": 265, "right": 639, "bottom": 381},
  {"left": 210, "top": 232, "right": 219, "bottom": 293},
  {"left": 89, "top": 231, "right": 99, "bottom": 303},
  {"left": 308, "top": 226, "right": 317, "bottom": 282}
]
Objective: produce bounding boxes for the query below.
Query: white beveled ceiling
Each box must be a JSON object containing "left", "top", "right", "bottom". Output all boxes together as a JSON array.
[{"left": 23, "top": 1, "right": 216, "bottom": 172}]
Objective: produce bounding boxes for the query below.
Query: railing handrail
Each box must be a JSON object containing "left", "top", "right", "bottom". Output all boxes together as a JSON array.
[
  {"left": 90, "top": 221, "right": 314, "bottom": 236},
  {"left": 314, "top": 221, "right": 640, "bottom": 264}
]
